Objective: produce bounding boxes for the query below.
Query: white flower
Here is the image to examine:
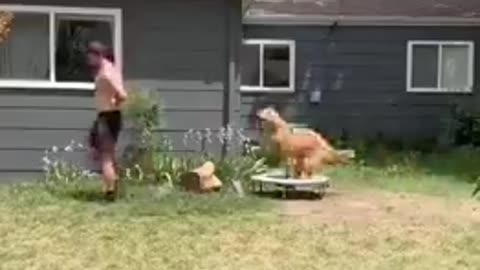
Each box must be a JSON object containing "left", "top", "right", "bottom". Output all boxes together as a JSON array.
[
  {"left": 42, "top": 156, "right": 51, "bottom": 165},
  {"left": 204, "top": 128, "right": 213, "bottom": 144},
  {"left": 182, "top": 132, "right": 190, "bottom": 147},
  {"left": 81, "top": 170, "right": 94, "bottom": 177},
  {"left": 64, "top": 145, "right": 73, "bottom": 152},
  {"left": 195, "top": 130, "right": 203, "bottom": 143},
  {"left": 51, "top": 146, "right": 59, "bottom": 153},
  {"left": 217, "top": 131, "right": 225, "bottom": 145}
]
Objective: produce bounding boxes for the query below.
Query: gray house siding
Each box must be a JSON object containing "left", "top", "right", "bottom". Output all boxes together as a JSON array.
[
  {"left": 0, "top": 0, "right": 241, "bottom": 180},
  {"left": 241, "top": 25, "right": 480, "bottom": 144}
]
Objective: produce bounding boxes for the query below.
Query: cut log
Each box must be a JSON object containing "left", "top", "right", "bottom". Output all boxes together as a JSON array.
[
  {"left": 193, "top": 161, "right": 215, "bottom": 178},
  {"left": 180, "top": 161, "right": 222, "bottom": 193}
]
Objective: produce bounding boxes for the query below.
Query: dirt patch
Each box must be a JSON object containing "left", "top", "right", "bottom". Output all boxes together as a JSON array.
[{"left": 277, "top": 188, "right": 480, "bottom": 228}]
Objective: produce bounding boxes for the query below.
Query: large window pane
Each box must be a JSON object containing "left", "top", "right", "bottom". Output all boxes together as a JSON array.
[
  {"left": 411, "top": 45, "right": 438, "bottom": 88},
  {"left": 264, "top": 44, "right": 290, "bottom": 87},
  {"left": 441, "top": 45, "right": 469, "bottom": 89},
  {"left": 55, "top": 15, "right": 113, "bottom": 82},
  {"left": 0, "top": 13, "right": 49, "bottom": 80},
  {"left": 240, "top": 44, "right": 260, "bottom": 87}
]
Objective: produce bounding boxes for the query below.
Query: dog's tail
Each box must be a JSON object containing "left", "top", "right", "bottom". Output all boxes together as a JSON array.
[
  {"left": 291, "top": 128, "right": 355, "bottom": 167},
  {"left": 331, "top": 149, "right": 355, "bottom": 164},
  {"left": 306, "top": 130, "right": 355, "bottom": 164},
  {"left": 297, "top": 129, "right": 336, "bottom": 152},
  {"left": 308, "top": 147, "right": 355, "bottom": 170},
  {"left": 323, "top": 149, "right": 354, "bottom": 165}
]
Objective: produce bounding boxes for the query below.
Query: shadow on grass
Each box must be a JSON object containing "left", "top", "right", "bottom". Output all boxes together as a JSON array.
[
  {"left": 252, "top": 188, "right": 339, "bottom": 201},
  {"left": 40, "top": 181, "right": 274, "bottom": 218},
  {"left": 66, "top": 188, "right": 109, "bottom": 202},
  {"left": 60, "top": 180, "right": 132, "bottom": 203},
  {"left": 43, "top": 181, "right": 112, "bottom": 203}
]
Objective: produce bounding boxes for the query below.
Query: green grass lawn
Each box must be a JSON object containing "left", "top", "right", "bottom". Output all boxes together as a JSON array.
[
  {"left": 1, "top": 149, "right": 480, "bottom": 269},
  {"left": 330, "top": 146, "right": 480, "bottom": 197}
]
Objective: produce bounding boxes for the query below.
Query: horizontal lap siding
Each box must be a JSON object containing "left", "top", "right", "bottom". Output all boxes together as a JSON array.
[
  {"left": 0, "top": 0, "right": 230, "bottom": 177},
  {"left": 242, "top": 25, "right": 480, "bottom": 141}
]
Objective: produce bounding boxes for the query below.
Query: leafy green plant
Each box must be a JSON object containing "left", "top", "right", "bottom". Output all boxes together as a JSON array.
[
  {"left": 121, "top": 89, "right": 165, "bottom": 176},
  {"left": 215, "top": 155, "right": 267, "bottom": 189},
  {"left": 449, "top": 104, "right": 480, "bottom": 147},
  {"left": 152, "top": 153, "right": 204, "bottom": 187},
  {"left": 123, "top": 89, "right": 164, "bottom": 149}
]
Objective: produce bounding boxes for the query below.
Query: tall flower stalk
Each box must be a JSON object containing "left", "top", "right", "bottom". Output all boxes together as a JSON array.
[
  {"left": 42, "top": 139, "right": 96, "bottom": 184},
  {"left": 183, "top": 124, "right": 250, "bottom": 155}
]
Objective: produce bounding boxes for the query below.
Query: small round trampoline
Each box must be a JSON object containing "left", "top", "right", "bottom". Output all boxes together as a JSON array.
[{"left": 251, "top": 170, "right": 330, "bottom": 200}]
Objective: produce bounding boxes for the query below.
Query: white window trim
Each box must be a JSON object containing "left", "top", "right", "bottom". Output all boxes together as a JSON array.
[
  {"left": 406, "top": 40, "right": 474, "bottom": 94},
  {"left": 0, "top": 4, "right": 122, "bottom": 90},
  {"left": 240, "top": 39, "right": 296, "bottom": 93}
]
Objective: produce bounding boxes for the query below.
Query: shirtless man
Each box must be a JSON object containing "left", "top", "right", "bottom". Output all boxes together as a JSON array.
[{"left": 87, "top": 41, "right": 127, "bottom": 200}]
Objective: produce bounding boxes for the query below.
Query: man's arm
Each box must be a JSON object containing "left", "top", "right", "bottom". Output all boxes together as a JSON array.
[
  {"left": 114, "top": 86, "right": 128, "bottom": 106},
  {"left": 101, "top": 69, "right": 128, "bottom": 106}
]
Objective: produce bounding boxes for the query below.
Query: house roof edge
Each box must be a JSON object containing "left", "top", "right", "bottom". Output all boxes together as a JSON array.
[{"left": 243, "top": 14, "right": 480, "bottom": 26}]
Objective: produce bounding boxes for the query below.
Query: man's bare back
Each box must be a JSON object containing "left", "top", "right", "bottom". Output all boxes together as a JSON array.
[{"left": 94, "top": 58, "right": 126, "bottom": 112}]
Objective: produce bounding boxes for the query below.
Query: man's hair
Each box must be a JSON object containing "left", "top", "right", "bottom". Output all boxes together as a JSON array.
[{"left": 87, "top": 41, "right": 115, "bottom": 63}]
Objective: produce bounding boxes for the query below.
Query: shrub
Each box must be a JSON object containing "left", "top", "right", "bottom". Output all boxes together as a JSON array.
[
  {"left": 123, "top": 89, "right": 164, "bottom": 148},
  {"left": 120, "top": 89, "right": 166, "bottom": 178},
  {"left": 449, "top": 104, "right": 480, "bottom": 147},
  {"left": 215, "top": 155, "right": 267, "bottom": 188}
]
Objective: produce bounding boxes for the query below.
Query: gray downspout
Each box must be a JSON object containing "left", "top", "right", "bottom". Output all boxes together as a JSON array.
[{"left": 222, "top": 0, "right": 237, "bottom": 159}]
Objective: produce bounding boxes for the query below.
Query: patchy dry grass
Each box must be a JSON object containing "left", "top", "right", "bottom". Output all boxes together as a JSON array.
[
  {"left": 1, "top": 148, "right": 480, "bottom": 269},
  {"left": 0, "top": 181, "right": 479, "bottom": 270}
]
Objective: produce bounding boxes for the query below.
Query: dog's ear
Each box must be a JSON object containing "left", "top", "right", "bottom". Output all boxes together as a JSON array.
[
  {"left": 256, "top": 107, "right": 269, "bottom": 117},
  {"left": 257, "top": 106, "right": 281, "bottom": 121},
  {"left": 268, "top": 107, "right": 279, "bottom": 117}
]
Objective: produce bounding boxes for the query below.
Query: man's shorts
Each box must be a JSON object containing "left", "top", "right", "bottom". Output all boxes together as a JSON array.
[{"left": 88, "top": 110, "right": 123, "bottom": 153}]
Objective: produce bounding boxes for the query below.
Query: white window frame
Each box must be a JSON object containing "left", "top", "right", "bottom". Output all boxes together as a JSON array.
[
  {"left": 0, "top": 5, "right": 122, "bottom": 90},
  {"left": 406, "top": 40, "right": 474, "bottom": 93},
  {"left": 240, "top": 39, "right": 296, "bottom": 93}
]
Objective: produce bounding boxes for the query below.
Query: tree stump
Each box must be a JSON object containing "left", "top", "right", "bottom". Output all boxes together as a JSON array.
[{"left": 180, "top": 161, "right": 222, "bottom": 193}]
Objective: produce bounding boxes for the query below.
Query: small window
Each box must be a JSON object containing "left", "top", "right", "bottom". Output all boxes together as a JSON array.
[
  {"left": 407, "top": 41, "right": 474, "bottom": 93},
  {"left": 0, "top": 5, "right": 121, "bottom": 90},
  {"left": 240, "top": 39, "right": 295, "bottom": 92},
  {"left": 55, "top": 14, "right": 114, "bottom": 82}
]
